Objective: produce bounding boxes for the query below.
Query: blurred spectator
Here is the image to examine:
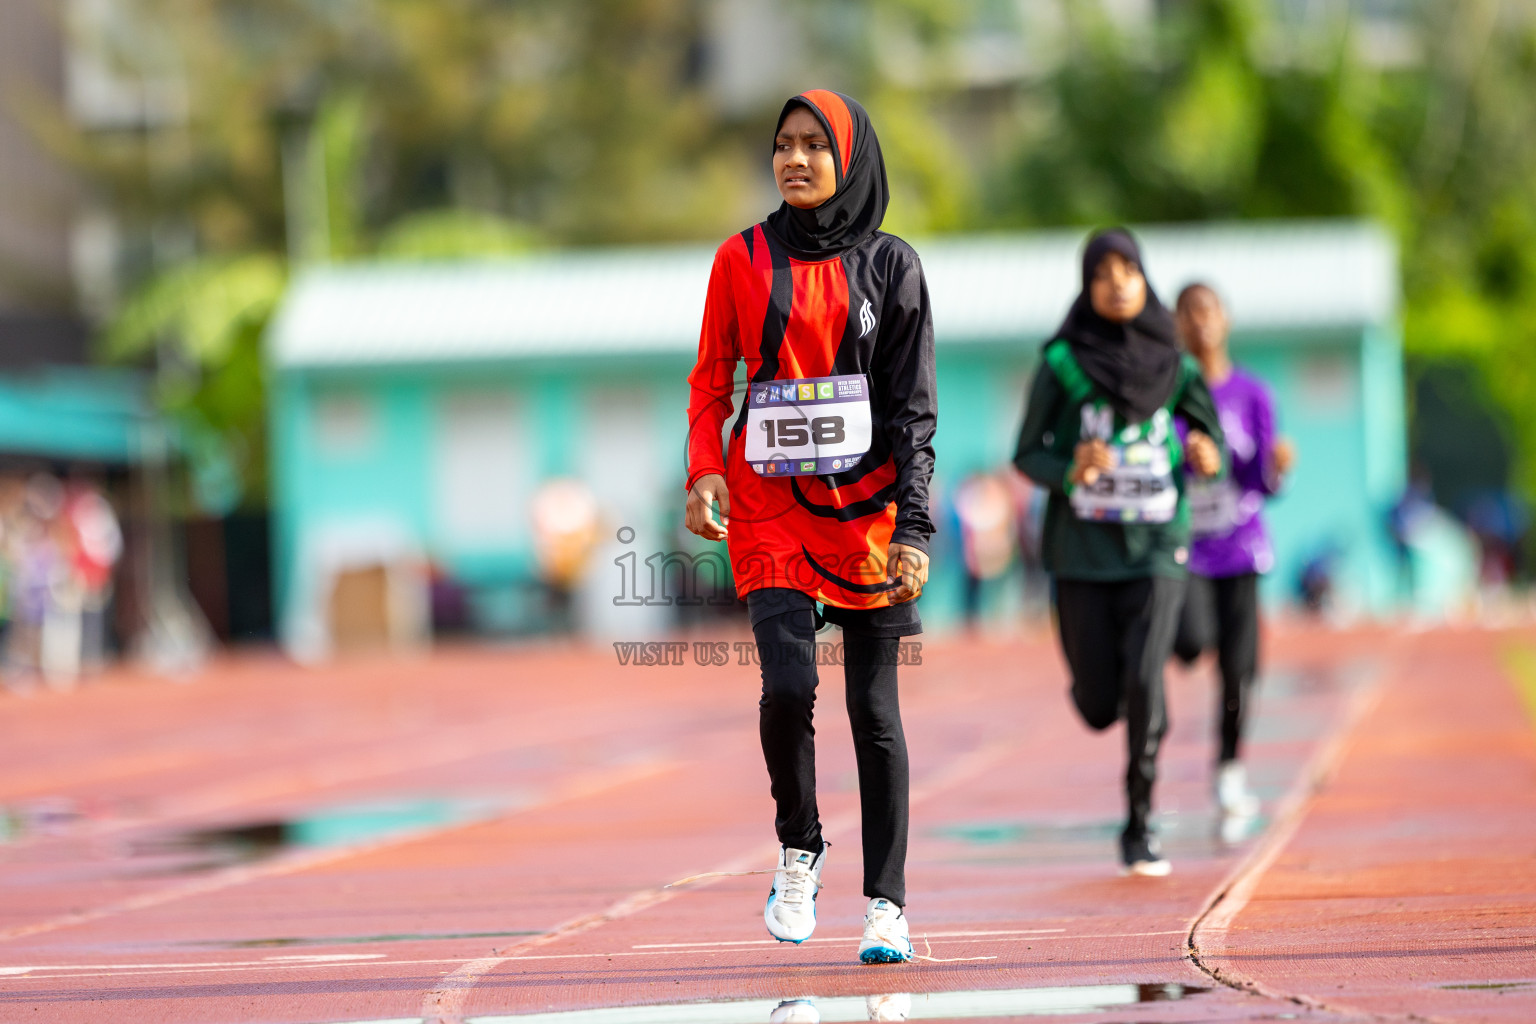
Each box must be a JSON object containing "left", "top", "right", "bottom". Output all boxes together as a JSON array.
[
  {"left": 1296, "top": 544, "right": 1339, "bottom": 615},
  {"left": 953, "top": 471, "right": 1018, "bottom": 627},
  {"left": 1463, "top": 490, "right": 1527, "bottom": 590},
  {"left": 64, "top": 482, "right": 123, "bottom": 675},
  {"left": 530, "top": 478, "right": 599, "bottom": 633},
  {"left": 1010, "top": 470, "right": 1050, "bottom": 618},
  {"left": 1389, "top": 469, "right": 1437, "bottom": 604},
  {"left": 0, "top": 474, "right": 121, "bottom": 691},
  {"left": 427, "top": 561, "right": 471, "bottom": 636}
]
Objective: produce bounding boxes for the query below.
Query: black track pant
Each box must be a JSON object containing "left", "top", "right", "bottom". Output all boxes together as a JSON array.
[
  {"left": 1173, "top": 572, "right": 1260, "bottom": 763},
  {"left": 751, "top": 589, "right": 912, "bottom": 907},
  {"left": 1055, "top": 576, "right": 1185, "bottom": 840}
]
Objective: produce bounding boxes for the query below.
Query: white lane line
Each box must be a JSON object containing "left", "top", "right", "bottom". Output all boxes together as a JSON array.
[
  {"left": 0, "top": 759, "right": 680, "bottom": 947},
  {"left": 419, "top": 873, "right": 720, "bottom": 1022},
  {"left": 422, "top": 957, "right": 505, "bottom": 1024},
  {"left": 1186, "top": 657, "right": 1387, "bottom": 1009},
  {"left": 0, "top": 954, "right": 387, "bottom": 973},
  {"left": 266, "top": 954, "right": 388, "bottom": 962},
  {"left": 417, "top": 737, "right": 1022, "bottom": 1023},
  {"left": 632, "top": 927, "right": 1068, "bottom": 949},
  {"left": 0, "top": 929, "right": 1193, "bottom": 983}
]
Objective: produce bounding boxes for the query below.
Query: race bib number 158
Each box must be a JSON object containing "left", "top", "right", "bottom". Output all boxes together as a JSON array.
[{"left": 745, "top": 374, "right": 873, "bottom": 477}]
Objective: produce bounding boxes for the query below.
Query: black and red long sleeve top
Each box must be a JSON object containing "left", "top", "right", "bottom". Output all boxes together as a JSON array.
[{"left": 685, "top": 224, "right": 938, "bottom": 610}]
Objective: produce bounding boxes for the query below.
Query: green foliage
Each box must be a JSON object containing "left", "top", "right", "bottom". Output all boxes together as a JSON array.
[
  {"left": 104, "top": 254, "right": 286, "bottom": 368},
  {"left": 47, "top": 0, "right": 1536, "bottom": 516},
  {"left": 375, "top": 210, "right": 542, "bottom": 261},
  {"left": 53, "top": 0, "right": 975, "bottom": 514},
  {"left": 989, "top": 0, "right": 1536, "bottom": 510},
  {"left": 994, "top": 0, "right": 1408, "bottom": 227},
  {"left": 102, "top": 253, "right": 284, "bottom": 511}
]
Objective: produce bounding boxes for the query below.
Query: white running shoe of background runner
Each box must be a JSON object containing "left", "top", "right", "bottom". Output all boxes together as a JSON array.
[
  {"left": 858, "top": 898, "right": 914, "bottom": 963},
  {"left": 1215, "top": 761, "right": 1261, "bottom": 818},
  {"left": 769, "top": 997, "right": 821, "bottom": 1023},
  {"left": 865, "top": 992, "right": 912, "bottom": 1019},
  {"left": 764, "top": 844, "right": 826, "bottom": 943}
]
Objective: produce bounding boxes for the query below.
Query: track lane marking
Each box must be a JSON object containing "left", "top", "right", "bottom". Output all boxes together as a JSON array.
[
  {"left": 1185, "top": 656, "right": 1388, "bottom": 1012},
  {"left": 418, "top": 737, "right": 1027, "bottom": 1024},
  {"left": 631, "top": 927, "right": 1067, "bottom": 949},
  {"left": 0, "top": 929, "right": 1190, "bottom": 982}
]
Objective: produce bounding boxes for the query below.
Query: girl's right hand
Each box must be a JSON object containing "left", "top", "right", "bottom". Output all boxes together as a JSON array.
[
  {"left": 685, "top": 474, "right": 730, "bottom": 542},
  {"left": 1070, "top": 440, "right": 1114, "bottom": 487}
]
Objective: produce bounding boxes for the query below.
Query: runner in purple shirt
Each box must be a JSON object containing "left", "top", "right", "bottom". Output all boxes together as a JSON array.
[{"left": 1171, "top": 283, "right": 1295, "bottom": 824}]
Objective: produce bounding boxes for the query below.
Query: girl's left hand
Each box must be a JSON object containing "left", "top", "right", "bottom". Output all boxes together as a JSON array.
[
  {"left": 1186, "top": 431, "right": 1221, "bottom": 477},
  {"left": 887, "top": 543, "right": 929, "bottom": 604},
  {"left": 1272, "top": 437, "right": 1296, "bottom": 477}
]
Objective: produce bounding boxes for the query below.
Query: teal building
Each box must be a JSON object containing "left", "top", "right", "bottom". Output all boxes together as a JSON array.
[
  {"left": 266, "top": 221, "right": 1424, "bottom": 653},
  {"left": 0, "top": 366, "right": 153, "bottom": 466}
]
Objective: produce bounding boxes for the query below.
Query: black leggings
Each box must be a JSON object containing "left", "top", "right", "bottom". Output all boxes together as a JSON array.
[
  {"left": 1173, "top": 572, "right": 1260, "bottom": 763},
  {"left": 1054, "top": 576, "right": 1185, "bottom": 840},
  {"left": 751, "top": 590, "right": 911, "bottom": 906}
]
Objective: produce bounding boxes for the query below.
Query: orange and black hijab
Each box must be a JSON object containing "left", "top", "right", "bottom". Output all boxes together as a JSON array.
[{"left": 764, "top": 90, "right": 889, "bottom": 260}]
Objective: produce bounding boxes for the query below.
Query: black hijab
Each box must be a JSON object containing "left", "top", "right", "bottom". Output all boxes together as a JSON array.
[
  {"left": 764, "top": 90, "right": 889, "bottom": 260},
  {"left": 1051, "top": 228, "right": 1182, "bottom": 423}
]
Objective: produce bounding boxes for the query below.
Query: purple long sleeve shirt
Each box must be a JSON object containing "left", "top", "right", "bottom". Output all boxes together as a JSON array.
[{"left": 1180, "top": 367, "right": 1282, "bottom": 578}]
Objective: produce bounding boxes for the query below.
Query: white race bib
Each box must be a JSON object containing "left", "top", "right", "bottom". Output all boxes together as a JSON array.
[
  {"left": 1188, "top": 476, "right": 1242, "bottom": 538},
  {"left": 745, "top": 374, "right": 873, "bottom": 477},
  {"left": 1070, "top": 441, "right": 1178, "bottom": 524}
]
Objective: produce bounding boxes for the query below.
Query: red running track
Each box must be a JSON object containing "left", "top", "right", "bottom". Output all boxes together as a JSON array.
[{"left": 0, "top": 624, "right": 1530, "bottom": 1023}]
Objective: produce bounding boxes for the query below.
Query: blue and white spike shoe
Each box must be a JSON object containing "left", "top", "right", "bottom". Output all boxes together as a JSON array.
[
  {"left": 764, "top": 843, "right": 827, "bottom": 943},
  {"left": 858, "top": 898, "right": 914, "bottom": 963}
]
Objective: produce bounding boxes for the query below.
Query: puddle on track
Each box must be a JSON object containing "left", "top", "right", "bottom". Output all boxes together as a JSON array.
[
  {"left": 933, "top": 809, "right": 1269, "bottom": 862},
  {"left": 447, "top": 982, "right": 1207, "bottom": 1023},
  {"left": 125, "top": 797, "right": 509, "bottom": 873}
]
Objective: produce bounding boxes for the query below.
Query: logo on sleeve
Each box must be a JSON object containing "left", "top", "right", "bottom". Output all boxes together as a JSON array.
[{"left": 858, "top": 298, "right": 876, "bottom": 338}]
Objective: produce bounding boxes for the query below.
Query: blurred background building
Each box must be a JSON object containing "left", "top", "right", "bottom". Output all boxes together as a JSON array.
[
  {"left": 1, "top": 0, "right": 1532, "bottom": 661},
  {"left": 266, "top": 221, "right": 1440, "bottom": 649}
]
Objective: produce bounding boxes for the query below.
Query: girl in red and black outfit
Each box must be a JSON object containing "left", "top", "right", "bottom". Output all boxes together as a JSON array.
[{"left": 684, "top": 90, "right": 937, "bottom": 963}]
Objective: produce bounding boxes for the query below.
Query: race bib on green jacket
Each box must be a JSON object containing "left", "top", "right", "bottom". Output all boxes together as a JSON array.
[
  {"left": 1045, "top": 340, "right": 1185, "bottom": 525},
  {"left": 1069, "top": 405, "right": 1179, "bottom": 524}
]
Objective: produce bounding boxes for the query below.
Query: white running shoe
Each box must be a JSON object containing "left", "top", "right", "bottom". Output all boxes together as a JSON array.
[
  {"left": 764, "top": 844, "right": 826, "bottom": 943},
  {"left": 1215, "top": 761, "right": 1260, "bottom": 818},
  {"left": 858, "top": 897, "right": 914, "bottom": 963},
  {"left": 769, "top": 998, "right": 821, "bottom": 1023},
  {"left": 865, "top": 992, "right": 912, "bottom": 1020}
]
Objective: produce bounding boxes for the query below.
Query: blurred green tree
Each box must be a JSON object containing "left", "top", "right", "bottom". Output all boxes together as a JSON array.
[
  {"left": 43, "top": 0, "right": 974, "bottom": 510},
  {"left": 47, "top": 0, "right": 738, "bottom": 509},
  {"left": 990, "top": 0, "right": 1407, "bottom": 230},
  {"left": 40, "top": 0, "right": 1536, "bottom": 528},
  {"left": 987, "top": 0, "right": 1536, "bottom": 521}
]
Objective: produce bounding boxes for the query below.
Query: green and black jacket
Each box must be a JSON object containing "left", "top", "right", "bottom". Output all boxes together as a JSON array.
[{"left": 1012, "top": 340, "right": 1226, "bottom": 582}]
